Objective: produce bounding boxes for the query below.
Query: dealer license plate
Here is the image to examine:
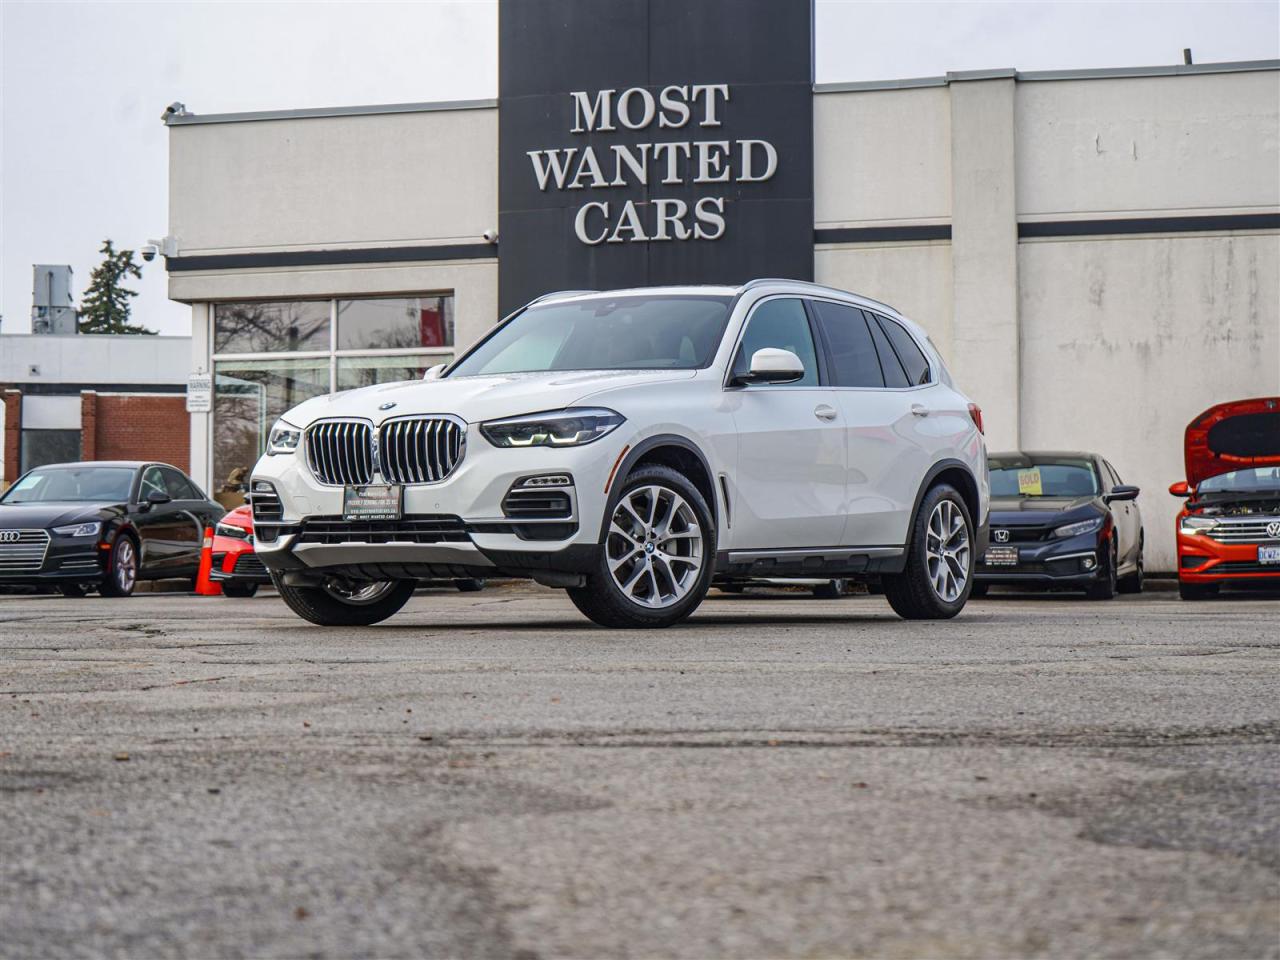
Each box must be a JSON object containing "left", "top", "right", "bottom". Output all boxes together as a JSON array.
[
  {"left": 984, "top": 545, "right": 1019, "bottom": 567},
  {"left": 343, "top": 484, "right": 402, "bottom": 521},
  {"left": 1259, "top": 545, "right": 1280, "bottom": 565}
]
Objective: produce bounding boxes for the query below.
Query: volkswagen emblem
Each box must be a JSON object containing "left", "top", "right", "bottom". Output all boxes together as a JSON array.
[
  {"left": 378, "top": 401, "right": 397, "bottom": 411},
  {"left": 993, "top": 529, "right": 1010, "bottom": 543},
  {"left": 0, "top": 530, "right": 20, "bottom": 543},
  {"left": 1267, "top": 521, "right": 1280, "bottom": 539}
]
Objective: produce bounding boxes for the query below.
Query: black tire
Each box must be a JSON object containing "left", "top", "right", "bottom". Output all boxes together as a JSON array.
[
  {"left": 1086, "top": 540, "right": 1118, "bottom": 600},
  {"left": 1179, "top": 581, "right": 1220, "bottom": 601},
  {"left": 567, "top": 463, "right": 716, "bottom": 628},
  {"left": 811, "top": 579, "right": 847, "bottom": 599},
  {"left": 1117, "top": 532, "right": 1144, "bottom": 594},
  {"left": 99, "top": 534, "right": 139, "bottom": 598},
  {"left": 273, "top": 574, "right": 415, "bottom": 626},
  {"left": 59, "top": 583, "right": 91, "bottom": 598},
  {"left": 221, "top": 581, "right": 259, "bottom": 598},
  {"left": 716, "top": 582, "right": 746, "bottom": 594},
  {"left": 882, "top": 483, "right": 974, "bottom": 620},
  {"left": 453, "top": 578, "right": 486, "bottom": 593},
  {"left": 969, "top": 582, "right": 989, "bottom": 598}
]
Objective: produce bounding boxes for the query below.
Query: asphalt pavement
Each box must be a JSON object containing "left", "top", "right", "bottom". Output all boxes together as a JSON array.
[{"left": 2, "top": 583, "right": 1277, "bottom": 959}]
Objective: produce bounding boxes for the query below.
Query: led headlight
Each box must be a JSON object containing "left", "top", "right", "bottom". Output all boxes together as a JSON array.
[
  {"left": 1053, "top": 517, "right": 1103, "bottom": 539},
  {"left": 215, "top": 521, "right": 250, "bottom": 540},
  {"left": 52, "top": 521, "right": 101, "bottom": 538},
  {"left": 266, "top": 419, "right": 302, "bottom": 455},
  {"left": 480, "top": 408, "right": 624, "bottom": 448},
  {"left": 1180, "top": 516, "right": 1218, "bottom": 536}
]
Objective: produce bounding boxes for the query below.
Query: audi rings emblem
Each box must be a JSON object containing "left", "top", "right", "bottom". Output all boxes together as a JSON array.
[
  {"left": 993, "top": 529, "right": 1010, "bottom": 543},
  {"left": 1267, "top": 520, "right": 1280, "bottom": 539},
  {"left": 0, "top": 530, "right": 20, "bottom": 543}
]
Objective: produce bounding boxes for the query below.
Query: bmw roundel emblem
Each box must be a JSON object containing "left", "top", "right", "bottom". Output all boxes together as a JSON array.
[
  {"left": 993, "top": 529, "right": 1010, "bottom": 543},
  {"left": 378, "top": 401, "right": 397, "bottom": 411},
  {"left": 1267, "top": 521, "right": 1280, "bottom": 539}
]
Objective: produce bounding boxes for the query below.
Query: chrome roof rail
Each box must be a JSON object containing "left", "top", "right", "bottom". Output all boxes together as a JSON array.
[
  {"left": 738, "top": 278, "right": 901, "bottom": 316},
  {"left": 527, "top": 289, "right": 598, "bottom": 305}
]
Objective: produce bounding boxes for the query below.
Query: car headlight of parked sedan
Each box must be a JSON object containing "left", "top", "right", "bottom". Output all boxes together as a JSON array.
[
  {"left": 1052, "top": 517, "right": 1103, "bottom": 539},
  {"left": 480, "top": 408, "right": 625, "bottom": 448},
  {"left": 1179, "top": 516, "right": 1219, "bottom": 536},
  {"left": 51, "top": 521, "right": 102, "bottom": 538},
  {"left": 266, "top": 419, "right": 303, "bottom": 455},
  {"left": 215, "top": 520, "right": 251, "bottom": 540}
]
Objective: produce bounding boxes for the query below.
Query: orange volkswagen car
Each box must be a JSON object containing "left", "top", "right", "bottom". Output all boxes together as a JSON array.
[{"left": 1170, "top": 398, "right": 1280, "bottom": 600}]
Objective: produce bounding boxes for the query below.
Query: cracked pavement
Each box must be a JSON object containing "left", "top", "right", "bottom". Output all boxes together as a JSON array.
[{"left": 1, "top": 583, "right": 1277, "bottom": 958}]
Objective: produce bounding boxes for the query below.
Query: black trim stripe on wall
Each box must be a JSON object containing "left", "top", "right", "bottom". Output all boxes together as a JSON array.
[
  {"left": 166, "top": 243, "right": 497, "bottom": 272},
  {"left": 815, "top": 225, "right": 951, "bottom": 244},
  {"left": 1018, "top": 213, "right": 1280, "bottom": 238}
]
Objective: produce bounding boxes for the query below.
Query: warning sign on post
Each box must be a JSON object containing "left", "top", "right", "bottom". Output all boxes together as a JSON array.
[{"left": 186, "top": 373, "right": 212, "bottom": 413}]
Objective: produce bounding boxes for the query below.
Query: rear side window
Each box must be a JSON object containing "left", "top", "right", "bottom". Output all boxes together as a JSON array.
[
  {"left": 809, "top": 300, "right": 884, "bottom": 388},
  {"left": 161, "top": 467, "right": 200, "bottom": 500},
  {"left": 873, "top": 315, "right": 931, "bottom": 386},
  {"left": 865, "top": 312, "right": 910, "bottom": 388}
]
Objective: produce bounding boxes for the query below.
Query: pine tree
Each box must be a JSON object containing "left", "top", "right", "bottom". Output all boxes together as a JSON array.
[{"left": 78, "top": 239, "right": 155, "bottom": 335}]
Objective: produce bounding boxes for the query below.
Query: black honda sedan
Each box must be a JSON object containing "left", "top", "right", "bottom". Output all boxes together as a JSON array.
[
  {"left": 0, "top": 461, "right": 224, "bottom": 597},
  {"left": 974, "top": 451, "right": 1144, "bottom": 599}
]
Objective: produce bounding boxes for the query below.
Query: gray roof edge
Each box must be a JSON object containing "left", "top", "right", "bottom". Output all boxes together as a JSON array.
[
  {"left": 813, "top": 58, "right": 1280, "bottom": 94},
  {"left": 163, "top": 97, "right": 498, "bottom": 126}
]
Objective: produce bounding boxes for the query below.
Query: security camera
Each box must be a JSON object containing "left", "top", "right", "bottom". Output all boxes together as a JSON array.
[
  {"left": 482, "top": 229, "right": 499, "bottom": 244},
  {"left": 140, "top": 244, "right": 159, "bottom": 262}
]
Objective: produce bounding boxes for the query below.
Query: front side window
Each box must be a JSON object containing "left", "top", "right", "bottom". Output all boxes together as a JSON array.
[
  {"left": 731, "top": 298, "right": 819, "bottom": 387},
  {"left": 449, "top": 295, "right": 731, "bottom": 377},
  {"left": 1, "top": 466, "right": 134, "bottom": 504},
  {"left": 139, "top": 467, "right": 167, "bottom": 501},
  {"left": 810, "top": 300, "right": 883, "bottom": 388},
  {"left": 989, "top": 456, "right": 1101, "bottom": 498}
]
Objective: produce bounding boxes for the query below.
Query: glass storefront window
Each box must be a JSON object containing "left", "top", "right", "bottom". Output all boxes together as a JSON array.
[
  {"left": 20, "top": 429, "right": 81, "bottom": 472},
  {"left": 336, "top": 354, "right": 444, "bottom": 390},
  {"left": 213, "top": 300, "right": 330, "bottom": 355},
  {"left": 336, "top": 296, "right": 454, "bottom": 351},
  {"left": 211, "top": 358, "right": 329, "bottom": 508}
]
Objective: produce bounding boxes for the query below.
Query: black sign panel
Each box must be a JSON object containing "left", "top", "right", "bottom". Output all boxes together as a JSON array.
[{"left": 498, "top": 0, "right": 814, "bottom": 314}]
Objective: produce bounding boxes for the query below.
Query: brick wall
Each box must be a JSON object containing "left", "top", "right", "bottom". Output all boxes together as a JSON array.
[
  {"left": 3, "top": 390, "right": 20, "bottom": 484},
  {"left": 82, "top": 392, "right": 190, "bottom": 471}
]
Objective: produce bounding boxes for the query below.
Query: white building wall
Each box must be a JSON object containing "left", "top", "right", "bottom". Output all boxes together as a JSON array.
[{"left": 0, "top": 335, "right": 193, "bottom": 385}]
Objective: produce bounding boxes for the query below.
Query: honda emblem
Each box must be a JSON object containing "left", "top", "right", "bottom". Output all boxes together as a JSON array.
[{"left": 993, "top": 529, "right": 1010, "bottom": 543}]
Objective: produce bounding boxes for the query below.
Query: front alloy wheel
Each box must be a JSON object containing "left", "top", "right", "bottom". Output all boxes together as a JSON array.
[
  {"left": 273, "top": 573, "right": 415, "bottom": 626},
  {"left": 568, "top": 464, "right": 715, "bottom": 628},
  {"left": 99, "top": 536, "right": 138, "bottom": 598}
]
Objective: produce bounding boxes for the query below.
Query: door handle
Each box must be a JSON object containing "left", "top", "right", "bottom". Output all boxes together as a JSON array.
[
  {"left": 814, "top": 404, "right": 838, "bottom": 421},
  {"left": 911, "top": 404, "right": 931, "bottom": 417}
]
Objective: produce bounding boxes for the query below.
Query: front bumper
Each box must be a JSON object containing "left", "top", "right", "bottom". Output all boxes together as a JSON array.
[
  {"left": 209, "top": 536, "right": 273, "bottom": 585},
  {"left": 974, "top": 532, "right": 1104, "bottom": 585},
  {"left": 0, "top": 532, "right": 106, "bottom": 585},
  {"left": 1177, "top": 532, "right": 1280, "bottom": 583}
]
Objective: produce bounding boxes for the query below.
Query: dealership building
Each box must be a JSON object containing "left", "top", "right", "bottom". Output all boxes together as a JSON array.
[{"left": 162, "top": 2, "right": 1278, "bottom": 570}]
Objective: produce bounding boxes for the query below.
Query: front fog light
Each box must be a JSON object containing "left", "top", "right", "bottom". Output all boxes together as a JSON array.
[{"left": 1082, "top": 556, "right": 1097, "bottom": 571}]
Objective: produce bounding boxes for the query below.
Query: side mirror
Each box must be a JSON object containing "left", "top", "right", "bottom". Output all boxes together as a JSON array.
[
  {"left": 423, "top": 363, "right": 447, "bottom": 381},
  {"left": 1168, "top": 481, "right": 1191, "bottom": 498},
  {"left": 143, "top": 490, "right": 172, "bottom": 511},
  {"left": 733, "top": 348, "right": 806, "bottom": 386},
  {"left": 1105, "top": 484, "right": 1140, "bottom": 503}
]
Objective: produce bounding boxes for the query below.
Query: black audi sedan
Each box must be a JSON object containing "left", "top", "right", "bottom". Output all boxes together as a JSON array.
[
  {"left": 974, "top": 451, "right": 1144, "bottom": 599},
  {"left": 0, "top": 461, "right": 224, "bottom": 597}
]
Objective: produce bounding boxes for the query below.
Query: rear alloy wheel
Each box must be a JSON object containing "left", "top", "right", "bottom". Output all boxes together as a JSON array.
[
  {"left": 1117, "top": 533, "right": 1144, "bottom": 594},
  {"left": 273, "top": 574, "right": 415, "bottom": 626},
  {"left": 99, "top": 535, "right": 138, "bottom": 598},
  {"left": 882, "top": 484, "right": 973, "bottom": 620},
  {"left": 1179, "top": 581, "right": 1220, "bottom": 601},
  {"left": 1086, "top": 541, "right": 1118, "bottom": 600},
  {"left": 568, "top": 464, "right": 715, "bottom": 628},
  {"left": 811, "top": 579, "right": 848, "bottom": 599},
  {"left": 221, "top": 581, "right": 259, "bottom": 598}
]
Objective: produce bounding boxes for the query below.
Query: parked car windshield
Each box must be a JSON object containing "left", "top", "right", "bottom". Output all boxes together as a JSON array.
[
  {"left": 989, "top": 457, "right": 1100, "bottom": 498},
  {"left": 448, "top": 295, "right": 732, "bottom": 377},
  {"left": 0, "top": 466, "right": 135, "bottom": 503},
  {"left": 1198, "top": 467, "right": 1280, "bottom": 494}
]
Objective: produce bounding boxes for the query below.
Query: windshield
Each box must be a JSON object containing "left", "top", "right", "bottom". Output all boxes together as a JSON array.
[
  {"left": 1, "top": 466, "right": 135, "bottom": 504},
  {"left": 1198, "top": 467, "right": 1280, "bottom": 494},
  {"left": 448, "top": 295, "right": 732, "bottom": 377},
  {"left": 989, "top": 457, "right": 1099, "bottom": 498}
]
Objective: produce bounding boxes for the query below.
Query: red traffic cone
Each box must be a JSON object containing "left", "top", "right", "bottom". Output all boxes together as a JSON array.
[{"left": 194, "top": 526, "right": 222, "bottom": 596}]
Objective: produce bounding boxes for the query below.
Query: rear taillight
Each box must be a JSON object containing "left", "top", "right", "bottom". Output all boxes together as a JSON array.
[{"left": 968, "top": 402, "right": 984, "bottom": 435}]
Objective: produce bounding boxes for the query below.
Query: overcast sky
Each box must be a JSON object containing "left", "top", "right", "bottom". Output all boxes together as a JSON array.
[{"left": 2, "top": 0, "right": 1277, "bottom": 337}]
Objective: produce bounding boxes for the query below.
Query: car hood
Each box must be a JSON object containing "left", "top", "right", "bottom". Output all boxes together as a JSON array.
[
  {"left": 221, "top": 504, "right": 254, "bottom": 532},
  {"left": 0, "top": 501, "right": 122, "bottom": 530},
  {"left": 1184, "top": 397, "right": 1280, "bottom": 488},
  {"left": 280, "top": 370, "right": 698, "bottom": 428},
  {"left": 988, "top": 496, "right": 1100, "bottom": 518}
]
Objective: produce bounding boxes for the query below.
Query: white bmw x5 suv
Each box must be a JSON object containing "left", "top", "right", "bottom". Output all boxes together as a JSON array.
[{"left": 250, "top": 280, "right": 990, "bottom": 628}]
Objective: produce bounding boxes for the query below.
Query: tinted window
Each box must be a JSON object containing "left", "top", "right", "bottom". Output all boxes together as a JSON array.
[
  {"left": 810, "top": 301, "right": 883, "bottom": 388},
  {"left": 988, "top": 457, "right": 1100, "bottom": 498},
  {"left": 450, "top": 295, "right": 731, "bottom": 376},
  {"left": 732, "top": 298, "right": 819, "bottom": 387},
  {"left": 161, "top": 467, "right": 200, "bottom": 500},
  {"left": 865, "top": 312, "right": 909, "bottom": 388},
  {"left": 875, "top": 315, "right": 931, "bottom": 385},
  {"left": 139, "top": 467, "right": 167, "bottom": 501}
]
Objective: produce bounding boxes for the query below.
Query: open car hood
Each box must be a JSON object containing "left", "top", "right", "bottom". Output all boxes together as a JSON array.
[{"left": 1184, "top": 397, "right": 1280, "bottom": 488}]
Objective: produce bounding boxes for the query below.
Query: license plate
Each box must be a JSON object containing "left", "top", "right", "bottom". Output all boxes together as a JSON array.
[
  {"left": 1260, "top": 545, "right": 1280, "bottom": 565},
  {"left": 343, "top": 484, "right": 402, "bottom": 521},
  {"left": 984, "top": 546, "right": 1019, "bottom": 567}
]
